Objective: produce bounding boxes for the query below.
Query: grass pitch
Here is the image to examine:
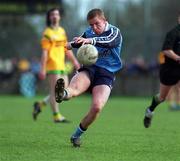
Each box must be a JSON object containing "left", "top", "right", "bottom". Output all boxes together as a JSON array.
[{"left": 0, "top": 95, "right": 180, "bottom": 161}]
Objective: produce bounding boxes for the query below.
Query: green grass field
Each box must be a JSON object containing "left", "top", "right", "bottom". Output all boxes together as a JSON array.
[{"left": 0, "top": 95, "right": 180, "bottom": 161}]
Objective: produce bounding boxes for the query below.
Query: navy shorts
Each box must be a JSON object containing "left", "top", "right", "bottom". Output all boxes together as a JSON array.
[{"left": 78, "top": 65, "right": 115, "bottom": 90}]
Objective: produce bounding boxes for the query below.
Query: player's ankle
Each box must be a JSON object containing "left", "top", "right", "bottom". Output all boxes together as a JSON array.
[{"left": 63, "top": 89, "right": 71, "bottom": 100}]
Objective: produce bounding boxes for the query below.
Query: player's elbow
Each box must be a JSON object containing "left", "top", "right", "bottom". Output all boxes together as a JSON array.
[
  {"left": 107, "top": 41, "right": 119, "bottom": 48},
  {"left": 107, "top": 36, "right": 121, "bottom": 48},
  {"left": 96, "top": 41, "right": 119, "bottom": 48},
  {"left": 162, "top": 49, "right": 173, "bottom": 56}
]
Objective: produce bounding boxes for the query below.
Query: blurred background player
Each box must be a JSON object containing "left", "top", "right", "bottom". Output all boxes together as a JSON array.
[
  {"left": 167, "top": 82, "right": 180, "bottom": 110},
  {"left": 159, "top": 52, "right": 180, "bottom": 110},
  {"left": 55, "top": 8, "right": 123, "bottom": 147},
  {"left": 143, "top": 12, "right": 180, "bottom": 128},
  {"left": 32, "top": 8, "right": 80, "bottom": 123}
]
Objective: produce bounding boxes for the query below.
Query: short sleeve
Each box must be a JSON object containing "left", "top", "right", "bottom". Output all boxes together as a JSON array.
[
  {"left": 41, "top": 31, "right": 51, "bottom": 50},
  {"left": 162, "top": 30, "right": 177, "bottom": 51}
]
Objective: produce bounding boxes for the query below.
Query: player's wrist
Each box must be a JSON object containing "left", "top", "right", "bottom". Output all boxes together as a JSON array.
[
  {"left": 91, "top": 38, "right": 96, "bottom": 45},
  {"left": 66, "top": 42, "right": 73, "bottom": 50},
  {"left": 89, "top": 38, "right": 93, "bottom": 44},
  {"left": 175, "top": 57, "right": 180, "bottom": 63}
]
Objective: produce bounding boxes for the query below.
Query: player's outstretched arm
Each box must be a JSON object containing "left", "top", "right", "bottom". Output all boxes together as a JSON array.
[
  {"left": 39, "top": 49, "right": 48, "bottom": 80},
  {"left": 66, "top": 40, "right": 82, "bottom": 49},
  {"left": 66, "top": 33, "right": 88, "bottom": 49}
]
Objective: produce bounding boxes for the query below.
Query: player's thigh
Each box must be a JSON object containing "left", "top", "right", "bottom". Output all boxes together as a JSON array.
[
  {"left": 69, "top": 71, "right": 91, "bottom": 92},
  {"left": 176, "top": 81, "right": 180, "bottom": 91},
  {"left": 91, "top": 85, "right": 111, "bottom": 110},
  {"left": 166, "top": 86, "right": 175, "bottom": 100},
  {"left": 159, "top": 83, "right": 172, "bottom": 100},
  {"left": 175, "top": 81, "right": 180, "bottom": 97},
  {"left": 48, "top": 74, "right": 60, "bottom": 96}
]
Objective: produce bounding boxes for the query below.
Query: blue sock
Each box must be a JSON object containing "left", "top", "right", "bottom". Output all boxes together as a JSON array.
[{"left": 72, "top": 125, "right": 86, "bottom": 138}]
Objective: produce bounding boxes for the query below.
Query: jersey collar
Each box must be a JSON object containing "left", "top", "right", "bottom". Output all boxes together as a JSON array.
[{"left": 104, "top": 22, "right": 110, "bottom": 31}]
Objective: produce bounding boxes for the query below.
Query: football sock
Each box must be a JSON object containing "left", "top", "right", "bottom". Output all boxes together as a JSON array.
[
  {"left": 53, "top": 112, "right": 63, "bottom": 120},
  {"left": 149, "top": 94, "right": 164, "bottom": 112},
  {"left": 63, "top": 89, "right": 69, "bottom": 100},
  {"left": 40, "top": 101, "right": 46, "bottom": 107},
  {"left": 42, "top": 95, "right": 50, "bottom": 105},
  {"left": 169, "top": 102, "right": 176, "bottom": 108},
  {"left": 37, "top": 101, "right": 46, "bottom": 111},
  {"left": 72, "top": 124, "right": 87, "bottom": 138}
]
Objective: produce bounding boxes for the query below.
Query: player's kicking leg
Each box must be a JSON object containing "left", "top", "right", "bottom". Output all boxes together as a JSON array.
[
  {"left": 143, "top": 83, "right": 171, "bottom": 128},
  {"left": 55, "top": 71, "right": 91, "bottom": 146},
  {"left": 70, "top": 85, "right": 111, "bottom": 147}
]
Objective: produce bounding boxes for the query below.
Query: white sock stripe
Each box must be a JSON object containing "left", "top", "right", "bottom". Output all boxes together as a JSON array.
[
  {"left": 64, "top": 89, "right": 69, "bottom": 98},
  {"left": 43, "top": 95, "right": 50, "bottom": 104},
  {"left": 78, "top": 126, "right": 84, "bottom": 132}
]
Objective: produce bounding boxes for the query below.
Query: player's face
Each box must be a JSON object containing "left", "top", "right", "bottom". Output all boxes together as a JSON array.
[
  {"left": 88, "top": 16, "right": 106, "bottom": 35},
  {"left": 50, "top": 10, "right": 60, "bottom": 25}
]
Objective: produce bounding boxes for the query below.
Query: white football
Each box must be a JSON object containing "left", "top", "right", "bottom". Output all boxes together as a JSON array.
[{"left": 77, "top": 44, "right": 98, "bottom": 65}]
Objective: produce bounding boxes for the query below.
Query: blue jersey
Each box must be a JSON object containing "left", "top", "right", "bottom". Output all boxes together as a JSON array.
[{"left": 72, "top": 23, "right": 123, "bottom": 73}]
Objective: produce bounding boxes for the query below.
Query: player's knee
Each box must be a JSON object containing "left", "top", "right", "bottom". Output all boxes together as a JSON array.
[
  {"left": 160, "top": 98, "right": 165, "bottom": 102},
  {"left": 68, "top": 85, "right": 80, "bottom": 97},
  {"left": 49, "top": 94, "right": 54, "bottom": 102},
  {"left": 71, "top": 89, "right": 79, "bottom": 97},
  {"left": 92, "top": 102, "right": 103, "bottom": 114},
  {"left": 92, "top": 106, "right": 101, "bottom": 114}
]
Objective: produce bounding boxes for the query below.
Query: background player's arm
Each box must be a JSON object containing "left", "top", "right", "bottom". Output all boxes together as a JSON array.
[
  {"left": 39, "top": 49, "right": 48, "bottom": 80},
  {"left": 65, "top": 50, "right": 80, "bottom": 70},
  {"left": 64, "top": 32, "right": 80, "bottom": 70},
  {"left": 40, "top": 30, "right": 51, "bottom": 79},
  {"left": 163, "top": 50, "right": 180, "bottom": 63}
]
